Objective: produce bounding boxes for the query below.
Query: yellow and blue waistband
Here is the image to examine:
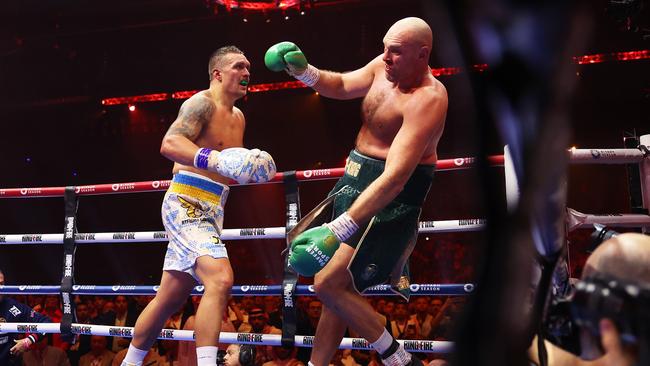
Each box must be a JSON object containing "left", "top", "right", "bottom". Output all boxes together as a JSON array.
[{"left": 169, "top": 171, "right": 227, "bottom": 205}]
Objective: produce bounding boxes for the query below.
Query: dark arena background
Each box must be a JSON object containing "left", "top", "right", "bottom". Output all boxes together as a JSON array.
[{"left": 0, "top": 0, "right": 648, "bottom": 365}]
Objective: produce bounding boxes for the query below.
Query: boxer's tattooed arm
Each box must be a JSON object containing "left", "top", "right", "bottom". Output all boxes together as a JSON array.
[{"left": 165, "top": 96, "right": 215, "bottom": 141}]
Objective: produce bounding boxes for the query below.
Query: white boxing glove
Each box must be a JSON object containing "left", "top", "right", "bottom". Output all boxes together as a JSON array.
[
  {"left": 250, "top": 150, "right": 277, "bottom": 183},
  {"left": 194, "top": 147, "right": 276, "bottom": 184}
]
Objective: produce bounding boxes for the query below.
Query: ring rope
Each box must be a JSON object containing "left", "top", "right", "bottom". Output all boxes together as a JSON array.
[
  {"left": 1, "top": 147, "right": 646, "bottom": 199},
  {"left": 5, "top": 209, "right": 650, "bottom": 245},
  {"left": 566, "top": 208, "right": 650, "bottom": 231},
  {"left": 0, "top": 322, "right": 454, "bottom": 353},
  {"left": 0, "top": 283, "right": 475, "bottom": 296},
  {"left": 0, "top": 155, "right": 507, "bottom": 198},
  {"left": 0, "top": 219, "right": 486, "bottom": 245}
]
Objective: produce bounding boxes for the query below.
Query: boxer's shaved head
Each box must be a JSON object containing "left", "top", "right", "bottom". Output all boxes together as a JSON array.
[{"left": 386, "top": 17, "right": 433, "bottom": 51}]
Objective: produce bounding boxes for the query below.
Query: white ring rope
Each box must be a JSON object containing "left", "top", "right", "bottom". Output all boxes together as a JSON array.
[
  {"left": 0, "top": 219, "right": 486, "bottom": 245},
  {"left": 5, "top": 210, "right": 650, "bottom": 245},
  {"left": 0, "top": 322, "right": 453, "bottom": 353},
  {"left": 566, "top": 208, "right": 650, "bottom": 232}
]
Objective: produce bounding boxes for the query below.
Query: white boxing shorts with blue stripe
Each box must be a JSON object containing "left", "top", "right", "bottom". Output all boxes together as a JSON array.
[{"left": 161, "top": 170, "right": 230, "bottom": 282}]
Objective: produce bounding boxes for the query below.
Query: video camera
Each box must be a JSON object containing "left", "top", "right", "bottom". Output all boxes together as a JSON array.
[{"left": 542, "top": 225, "right": 650, "bottom": 357}]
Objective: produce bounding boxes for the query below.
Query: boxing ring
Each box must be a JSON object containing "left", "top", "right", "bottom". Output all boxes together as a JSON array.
[{"left": 1, "top": 134, "right": 649, "bottom": 354}]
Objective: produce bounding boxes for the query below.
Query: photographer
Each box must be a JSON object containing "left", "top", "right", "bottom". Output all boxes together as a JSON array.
[{"left": 530, "top": 232, "right": 650, "bottom": 366}]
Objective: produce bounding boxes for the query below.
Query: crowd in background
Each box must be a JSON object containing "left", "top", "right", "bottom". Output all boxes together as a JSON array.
[{"left": 6, "top": 293, "right": 465, "bottom": 366}]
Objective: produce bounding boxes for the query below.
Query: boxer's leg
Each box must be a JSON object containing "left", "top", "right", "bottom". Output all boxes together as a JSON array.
[{"left": 123, "top": 270, "right": 195, "bottom": 366}]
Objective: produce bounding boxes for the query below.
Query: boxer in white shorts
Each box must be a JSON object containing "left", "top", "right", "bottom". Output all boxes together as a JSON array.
[{"left": 120, "top": 45, "right": 276, "bottom": 366}]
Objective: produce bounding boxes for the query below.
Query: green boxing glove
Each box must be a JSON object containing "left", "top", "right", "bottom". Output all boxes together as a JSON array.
[
  {"left": 288, "top": 212, "right": 359, "bottom": 276},
  {"left": 289, "top": 226, "right": 340, "bottom": 277},
  {"left": 264, "top": 41, "right": 320, "bottom": 87}
]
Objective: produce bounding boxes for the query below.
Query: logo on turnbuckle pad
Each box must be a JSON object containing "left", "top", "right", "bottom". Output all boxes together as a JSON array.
[{"left": 361, "top": 264, "right": 378, "bottom": 281}]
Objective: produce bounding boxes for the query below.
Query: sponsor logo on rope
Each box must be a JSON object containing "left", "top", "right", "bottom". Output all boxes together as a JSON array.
[
  {"left": 112, "top": 233, "right": 136, "bottom": 240},
  {"left": 464, "top": 284, "right": 475, "bottom": 293},
  {"left": 75, "top": 186, "right": 96, "bottom": 194},
  {"left": 151, "top": 180, "right": 170, "bottom": 189},
  {"left": 419, "top": 221, "right": 435, "bottom": 228},
  {"left": 153, "top": 232, "right": 167, "bottom": 239},
  {"left": 71, "top": 325, "right": 92, "bottom": 335},
  {"left": 403, "top": 340, "right": 435, "bottom": 351},
  {"left": 352, "top": 338, "right": 370, "bottom": 349},
  {"left": 76, "top": 233, "right": 96, "bottom": 241},
  {"left": 367, "top": 284, "right": 391, "bottom": 291},
  {"left": 0, "top": 190, "right": 5, "bottom": 196},
  {"left": 18, "top": 286, "right": 41, "bottom": 291},
  {"left": 240, "top": 285, "right": 268, "bottom": 293},
  {"left": 153, "top": 286, "right": 160, "bottom": 292},
  {"left": 111, "top": 183, "right": 136, "bottom": 192},
  {"left": 111, "top": 286, "right": 136, "bottom": 292},
  {"left": 9, "top": 306, "right": 21, "bottom": 317},
  {"left": 283, "top": 283, "right": 294, "bottom": 308},
  {"left": 237, "top": 333, "right": 263, "bottom": 343},
  {"left": 0, "top": 236, "right": 5, "bottom": 243},
  {"left": 72, "top": 285, "right": 96, "bottom": 291},
  {"left": 308, "top": 285, "right": 315, "bottom": 293},
  {"left": 159, "top": 329, "right": 175, "bottom": 339},
  {"left": 21, "top": 235, "right": 43, "bottom": 242},
  {"left": 17, "top": 324, "right": 38, "bottom": 332},
  {"left": 195, "top": 286, "right": 205, "bottom": 292},
  {"left": 19, "top": 188, "right": 42, "bottom": 196},
  {"left": 409, "top": 284, "right": 442, "bottom": 293},
  {"left": 458, "top": 219, "right": 486, "bottom": 226},
  {"left": 64, "top": 217, "right": 75, "bottom": 240},
  {"left": 109, "top": 327, "right": 132, "bottom": 337},
  {"left": 590, "top": 149, "right": 618, "bottom": 159},
  {"left": 302, "top": 169, "right": 332, "bottom": 179},
  {"left": 240, "top": 228, "right": 265, "bottom": 236},
  {"left": 302, "top": 336, "right": 314, "bottom": 345}
]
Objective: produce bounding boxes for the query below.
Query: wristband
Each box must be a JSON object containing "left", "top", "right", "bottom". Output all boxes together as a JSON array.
[
  {"left": 194, "top": 148, "right": 213, "bottom": 170},
  {"left": 294, "top": 64, "right": 320, "bottom": 87},
  {"left": 326, "top": 212, "right": 359, "bottom": 242}
]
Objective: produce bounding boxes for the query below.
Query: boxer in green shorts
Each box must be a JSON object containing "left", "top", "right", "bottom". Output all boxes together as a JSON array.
[
  {"left": 265, "top": 17, "right": 447, "bottom": 366},
  {"left": 288, "top": 149, "right": 434, "bottom": 297}
]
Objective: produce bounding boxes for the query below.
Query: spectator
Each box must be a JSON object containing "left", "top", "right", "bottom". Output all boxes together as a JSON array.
[
  {"left": 262, "top": 296, "right": 282, "bottom": 329},
  {"left": 41, "top": 295, "right": 69, "bottom": 351},
  {"left": 262, "top": 345, "right": 303, "bottom": 366},
  {"left": 238, "top": 308, "right": 281, "bottom": 364},
  {"left": 22, "top": 335, "right": 71, "bottom": 366},
  {"left": 411, "top": 297, "right": 434, "bottom": 339},
  {"left": 67, "top": 302, "right": 93, "bottom": 366},
  {"left": 389, "top": 301, "right": 419, "bottom": 340},
  {"left": 95, "top": 296, "right": 139, "bottom": 354},
  {"left": 78, "top": 336, "right": 114, "bottom": 366},
  {"left": 296, "top": 300, "right": 323, "bottom": 364}
]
